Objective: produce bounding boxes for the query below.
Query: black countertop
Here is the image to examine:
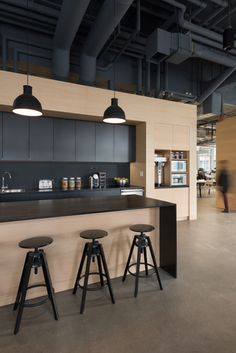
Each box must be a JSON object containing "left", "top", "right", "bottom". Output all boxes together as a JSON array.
[
  {"left": 0, "top": 186, "right": 144, "bottom": 203},
  {"left": 0, "top": 195, "right": 175, "bottom": 223}
]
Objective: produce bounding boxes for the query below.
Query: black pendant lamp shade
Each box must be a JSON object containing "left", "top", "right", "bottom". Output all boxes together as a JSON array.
[
  {"left": 223, "top": 27, "right": 234, "bottom": 51},
  {"left": 103, "top": 97, "right": 126, "bottom": 124},
  {"left": 12, "top": 85, "right": 42, "bottom": 117}
]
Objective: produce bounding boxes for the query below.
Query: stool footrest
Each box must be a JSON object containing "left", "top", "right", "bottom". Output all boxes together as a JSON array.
[
  {"left": 77, "top": 272, "right": 108, "bottom": 291},
  {"left": 128, "top": 262, "right": 155, "bottom": 278}
]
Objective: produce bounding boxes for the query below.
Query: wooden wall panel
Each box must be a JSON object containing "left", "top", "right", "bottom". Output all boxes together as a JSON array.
[
  {"left": 0, "top": 71, "right": 197, "bottom": 220},
  {"left": 216, "top": 117, "right": 236, "bottom": 211}
]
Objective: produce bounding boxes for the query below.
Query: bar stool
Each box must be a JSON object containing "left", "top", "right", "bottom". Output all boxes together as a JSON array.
[
  {"left": 122, "top": 224, "right": 163, "bottom": 297},
  {"left": 73, "top": 229, "right": 115, "bottom": 314},
  {"left": 13, "top": 236, "right": 59, "bottom": 334}
]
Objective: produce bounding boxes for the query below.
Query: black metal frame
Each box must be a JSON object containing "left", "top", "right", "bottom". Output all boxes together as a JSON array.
[
  {"left": 73, "top": 239, "right": 115, "bottom": 314},
  {"left": 122, "top": 232, "right": 163, "bottom": 297},
  {"left": 13, "top": 249, "right": 59, "bottom": 335}
]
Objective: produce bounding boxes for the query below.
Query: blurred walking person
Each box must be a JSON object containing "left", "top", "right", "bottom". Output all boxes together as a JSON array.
[{"left": 217, "top": 160, "right": 230, "bottom": 213}]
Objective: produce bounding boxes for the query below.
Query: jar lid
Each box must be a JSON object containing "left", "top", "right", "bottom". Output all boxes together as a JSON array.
[
  {"left": 76, "top": 177, "right": 81, "bottom": 179},
  {"left": 62, "top": 177, "right": 68, "bottom": 179},
  {"left": 69, "top": 177, "right": 75, "bottom": 179}
]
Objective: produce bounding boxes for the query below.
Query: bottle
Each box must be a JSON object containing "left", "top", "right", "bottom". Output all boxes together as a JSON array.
[
  {"left": 69, "top": 177, "right": 75, "bottom": 190},
  {"left": 76, "top": 177, "right": 81, "bottom": 190},
  {"left": 61, "top": 177, "right": 68, "bottom": 190}
]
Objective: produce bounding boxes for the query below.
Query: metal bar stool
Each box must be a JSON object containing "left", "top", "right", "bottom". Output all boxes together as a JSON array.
[
  {"left": 122, "top": 224, "right": 163, "bottom": 297},
  {"left": 73, "top": 229, "right": 115, "bottom": 314},
  {"left": 13, "top": 236, "right": 59, "bottom": 334}
]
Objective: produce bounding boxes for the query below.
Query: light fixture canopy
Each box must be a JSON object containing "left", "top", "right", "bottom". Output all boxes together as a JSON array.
[
  {"left": 103, "top": 97, "right": 126, "bottom": 124},
  {"left": 12, "top": 85, "right": 43, "bottom": 117},
  {"left": 223, "top": 26, "right": 234, "bottom": 51}
]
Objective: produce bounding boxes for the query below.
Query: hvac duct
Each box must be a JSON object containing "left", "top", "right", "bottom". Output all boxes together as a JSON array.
[
  {"left": 79, "top": 0, "right": 134, "bottom": 85},
  {"left": 52, "top": 0, "right": 91, "bottom": 80},
  {"left": 162, "top": 0, "right": 235, "bottom": 46}
]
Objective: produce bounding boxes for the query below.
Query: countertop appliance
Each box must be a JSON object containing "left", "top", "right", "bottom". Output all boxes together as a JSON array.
[
  {"left": 39, "top": 179, "right": 53, "bottom": 190},
  {"left": 120, "top": 187, "right": 144, "bottom": 196},
  {"left": 89, "top": 173, "right": 100, "bottom": 189},
  {"left": 171, "top": 174, "right": 187, "bottom": 186},
  {"left": 154, "top": 155, "right": 167, "bottom": 187},
  {"left": 171, "top": 160, "right": 187, "bottom": 173}
]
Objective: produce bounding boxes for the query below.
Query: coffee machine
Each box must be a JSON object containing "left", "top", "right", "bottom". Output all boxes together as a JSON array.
[{"left": 154, "top": 155, "right": 167, "bottom": 187}]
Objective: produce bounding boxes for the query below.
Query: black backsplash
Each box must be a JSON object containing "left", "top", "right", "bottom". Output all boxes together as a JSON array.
[{"left": 0, "top": 161, "right": 130, "bottom": 190}]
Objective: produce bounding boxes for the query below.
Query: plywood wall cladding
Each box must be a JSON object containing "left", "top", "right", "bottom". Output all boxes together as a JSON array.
[
  {"left": 216, "top": 117, "right": 236, "bottom": 211},
  {"left": 0, "top": 209, "right": 159, "bottom": 307},
  {"left": 0, "top": 71, "right": 197, "bottom": 220}
]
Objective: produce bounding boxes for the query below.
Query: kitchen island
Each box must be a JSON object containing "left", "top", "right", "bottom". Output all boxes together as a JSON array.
[{"left": 0, "top": 195, "right": 176, "bottom": 306}]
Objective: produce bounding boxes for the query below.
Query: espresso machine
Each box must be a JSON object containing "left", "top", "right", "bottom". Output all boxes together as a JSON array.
[{"left": 154, "top": 155, "right": 167, "bottom": 187}]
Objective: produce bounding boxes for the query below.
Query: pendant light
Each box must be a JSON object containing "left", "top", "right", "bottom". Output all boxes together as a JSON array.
[
  {"left": 12, "top": 0, "right": 42, "bottom": 117},
  {"left": 103, "top": 0, "right": 126, "bottom": 124},
  {"left": 223, "top": 0, "right": 234, "bottom": 51}
]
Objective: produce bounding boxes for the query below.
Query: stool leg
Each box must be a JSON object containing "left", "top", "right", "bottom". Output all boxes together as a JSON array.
[
  {"left": 41, "top": 251, "right": 59, "bottom": 320},
  {"left": 13, "top": 252, "right": 30, "bottom": 311},
  {"left": 99, "top": 244, "right": 115, "bottom": 304},
  {"left": 14, "top": 253, "right": 34, "bottom": 335},
  {"left": 97, "top": 254, "right": 104, "bottom": 287},
  {"left": 147, "top": 236, "right": 163, "bottom": 290},
  {"left": 134, "top": 237, "right": 142, "bottom": 298},
  {"left": 143, "top": 246, "right": 149, "bottom": 276},
  {"left": 73, "top": 243, "right": 88, "bottom": 294},
  {"left": 122, "top": 235, "right": 137, "bottom": 282},
  {"left": 80, "top": 244, "right": 93, "bottom": 314}
]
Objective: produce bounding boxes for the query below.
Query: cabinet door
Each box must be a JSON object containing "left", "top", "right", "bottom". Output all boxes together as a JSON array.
[
  {"left": 172, "top": 125, "right": 190, "bottom": 150},
  {"left": 29, "top": 117, "right": 53, "bottom": 160},
  {"left": 154, "top": 123, "right": 172, "bottom": 149},
  {"left": 76, "top": 121, "right": 96, "bottom": 161},
  {"left": 2, "top": 112, "right": 29, "bottom": 160},
  {"left": 53, "top": 119, "right": 76, "bottom": 161},
  {"left": 114, "top": 125, "right": 129, "bottom": 162},
  {"left": 95, "top": 124, "right": 114, "bottom": 162},
  {"left": 0, "top": 113, "right": 2, "bottom": 159},
  {"left": 129, "top": 125, "right": 136, "bottom": 162}
]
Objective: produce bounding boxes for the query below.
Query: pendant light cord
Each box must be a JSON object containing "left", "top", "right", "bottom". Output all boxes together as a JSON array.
[
  {"left": 113, "top": 0, "right": 116, "bottom": 99},
  {"left": 26, "top": 0, "right": 29, "bottom": 85},
  {"left": 228, "top": 0, "right": 231, "bottom": 27}
]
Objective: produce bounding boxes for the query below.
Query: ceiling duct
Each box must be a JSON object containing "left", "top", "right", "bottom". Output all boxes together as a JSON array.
[
  {"left": 146, "top": 28, "right": 192, "bottom": 64},
  {"left": 52, "top": 0, "right": 91, "bottom": 81},
  {"left": 79, "top": 0, "right": 134, "bottom": 85}
]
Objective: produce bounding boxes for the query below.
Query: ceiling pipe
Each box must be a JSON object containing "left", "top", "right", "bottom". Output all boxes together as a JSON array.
[
  {"left": 162, "top": 0, "right": 236, "bottom": 46},
  {"left": 52, "top": 0, "right": 91, "bottom": 81},
  {"left": 197, "top": 67, "right": 236, "bottom": 105},
  {"left": 79, "top": 0, "right": 134, "bottom": 85},
  {"left": 191, "top": 32, "right": 236, "bottom": 55},
  {"left": 193, "top": 43, "right": 236, "bottom": 67}
]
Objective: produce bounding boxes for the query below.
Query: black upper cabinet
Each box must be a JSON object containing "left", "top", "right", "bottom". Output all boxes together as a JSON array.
[
  {"left": 95, "top": 123, "right": 114, "bottom": 162},
  {"left": 29, "top": 117, "right": 53, "bottom": 160},
  {"left": 114, "top": 125, "right": 129, "bottom": 162},
  {"left": 129, "top": 125, "right": 136, "bottom": 162},
  {"left": 76, "top": 121, "right": 96, "bottom": 161},
  {"left": 53, "top": 119, "right": 76, "bottom": 161},
  {"left": 0, "top": 113, "right": 2, "bottom": 159},
  {"left": 2, "top": 112, "right": 29, "bottom": 160}
]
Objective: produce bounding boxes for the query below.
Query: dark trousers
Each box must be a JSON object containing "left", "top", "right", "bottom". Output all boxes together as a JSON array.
[{"left": 222, "top": 192, "right": 229, "bottom": 210}]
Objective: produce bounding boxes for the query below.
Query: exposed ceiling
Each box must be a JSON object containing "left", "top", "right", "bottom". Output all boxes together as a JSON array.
[{"left": 1, "top": 0, "right": 236, "bottom": 142}]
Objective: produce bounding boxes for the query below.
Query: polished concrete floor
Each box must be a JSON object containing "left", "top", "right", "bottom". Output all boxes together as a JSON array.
[{"left": 1, "top": 197, "right": 236, "bottom": 353}]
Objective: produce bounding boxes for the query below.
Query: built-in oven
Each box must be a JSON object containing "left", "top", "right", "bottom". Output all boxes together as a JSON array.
[
  {"left": 171, "top": 160, "right": 187, "bottom": 173},
  {"left": 171, "top": 174, "right": 187, "bottom": 186}
]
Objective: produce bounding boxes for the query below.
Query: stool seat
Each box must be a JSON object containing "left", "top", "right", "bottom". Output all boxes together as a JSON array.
[
  {"left": 80, "top": 229, "right": 108, "bottom": 240},
  {"left": 19, "top": 236, "right": 53, "bottom": 249},
  {"left": 129, "top": 224, "right": 155, "bottom": 233}
]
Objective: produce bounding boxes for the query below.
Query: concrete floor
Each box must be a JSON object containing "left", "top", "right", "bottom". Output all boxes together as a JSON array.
[{"left": 1, "top": 197, "right": 236, "bottom": 353}]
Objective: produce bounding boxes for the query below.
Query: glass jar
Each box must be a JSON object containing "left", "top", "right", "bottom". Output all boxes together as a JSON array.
[
  {"left": 76, "top": 177, "right": 81, "bottom": 190},
  {"left": 69, "top": 177, "right": 75, "bottom": 190},
  {"left": 61, "top": 177, "right": 68, "bottom": 190}
]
